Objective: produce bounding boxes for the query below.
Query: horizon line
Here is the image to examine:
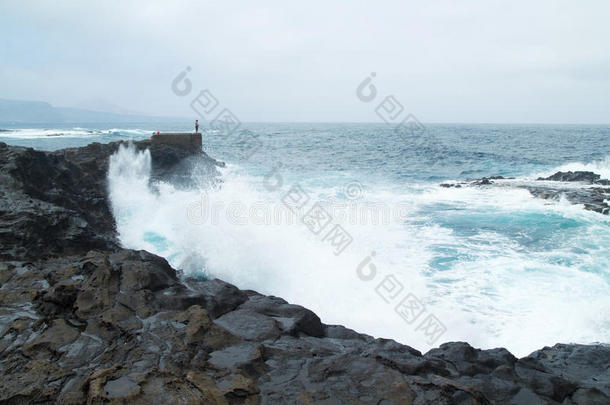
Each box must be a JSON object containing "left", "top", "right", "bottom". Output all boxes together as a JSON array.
[{"left": 2, "top": 120, "right": 610, "bottom": 126}]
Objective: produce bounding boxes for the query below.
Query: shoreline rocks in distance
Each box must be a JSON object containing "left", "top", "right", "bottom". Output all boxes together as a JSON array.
[
  {"left": 440, "top": 171, "right": 610, "bottom": 215},
  {"left": 0, "top": 140, "right": 608, "bottom": 404},
  {"left": 537, "top": 170, "right": 606, "bottom": 184}
]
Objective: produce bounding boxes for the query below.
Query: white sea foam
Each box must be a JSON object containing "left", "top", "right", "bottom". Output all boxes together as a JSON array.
[
  {"left": 533, "top": 155, "right": 610, "bottom": 180},
  {"left": 108, "top": 144, "right": 610, "bottom": 356},
  {"left": 0, "top": 127, "right": 151, "bottom": 139}
]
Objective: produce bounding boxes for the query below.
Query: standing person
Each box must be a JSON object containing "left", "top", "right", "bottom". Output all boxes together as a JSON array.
[{"left": 195, "top": 120, "right": 199, "bottom": 134}]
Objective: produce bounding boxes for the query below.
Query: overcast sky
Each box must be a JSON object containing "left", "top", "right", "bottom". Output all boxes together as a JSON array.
[{"left": 1, "top": 1, "right": 609, "bottom": 123}]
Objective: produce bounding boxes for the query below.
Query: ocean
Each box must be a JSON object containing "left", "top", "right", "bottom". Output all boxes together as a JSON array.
[{"left": 2, "top": 122, "right": 609, "bottom": 356}]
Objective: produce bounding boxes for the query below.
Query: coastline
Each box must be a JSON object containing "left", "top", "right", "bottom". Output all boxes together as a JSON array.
[{"left": 0, "top": 139, "right": 608, "bottom": 404}]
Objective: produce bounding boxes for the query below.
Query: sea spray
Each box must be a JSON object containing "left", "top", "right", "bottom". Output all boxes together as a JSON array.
[
  {"left": 106, "top": 137, "right": 610, "bottom": 357},
  {"left": 107, "top": 142, "right": 153, "bottom": 225},
  {"left": 106, "top": 143, "right": 452, "bottom": 352},
  {"left": 536, "top": 155, "right": 610, "bottom": 180}
]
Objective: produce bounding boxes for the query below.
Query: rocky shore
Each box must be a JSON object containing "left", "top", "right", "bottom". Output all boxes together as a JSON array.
[
  {"left": 0, "top": 140, "right": 608, "bottom": 404},
  {"left": 440, "top": 171, "right": 610, "bottom": 215}
]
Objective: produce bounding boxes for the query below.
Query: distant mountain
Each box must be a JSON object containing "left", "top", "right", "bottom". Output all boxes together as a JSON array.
[
  {"left": 74, "top": 98, "right": 142, "bottom": 115},
  {"left": 0, "top": 99, "right": 63, "bottom": 123},
  {"left": 0, "top": 98, "right": 185, "bottom": 124}
]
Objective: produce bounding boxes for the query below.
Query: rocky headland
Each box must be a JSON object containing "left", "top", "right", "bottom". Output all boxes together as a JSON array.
[{"left": 0, "top": 140, "right": 608, "bottom": 404}]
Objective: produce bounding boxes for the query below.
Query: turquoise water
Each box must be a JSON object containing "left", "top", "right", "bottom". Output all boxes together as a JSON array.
[{"left": 3, "top": 123, "right": 610, "bottom": 355}]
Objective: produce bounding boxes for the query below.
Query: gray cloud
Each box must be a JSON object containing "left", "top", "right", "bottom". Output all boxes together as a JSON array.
[{"left": 1, "top": 0, "right": 609, "bottom": 123}]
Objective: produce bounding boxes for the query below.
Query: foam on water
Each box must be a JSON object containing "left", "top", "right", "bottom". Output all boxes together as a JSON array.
[
  {"left": 108, "top": 143, "right": 610, "bottom": 356},
  {"left": 0, "top": 127, "right": 151, "bottom": 139},
  {"left": 534, "top": 154, "right": 610, "bottom": 181}
]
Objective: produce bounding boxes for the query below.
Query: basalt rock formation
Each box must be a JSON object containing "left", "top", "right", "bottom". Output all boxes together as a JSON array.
[
  {"left": 537, "top": 171, "right": 606, "bottom": 184},
  {"left": 1, "top": 140, "right": 608, "bottom": 404},
  {"left": 441, "top": 171, "right": 610, "bottom": 215}
]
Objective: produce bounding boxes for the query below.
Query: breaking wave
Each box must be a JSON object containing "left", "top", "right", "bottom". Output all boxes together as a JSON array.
[{"left": 108, "top": 143, "right": 610, "bottom": 356}]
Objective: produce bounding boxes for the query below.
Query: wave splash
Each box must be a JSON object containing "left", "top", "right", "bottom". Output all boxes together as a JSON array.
[
  {"left": 107, "top": 144, "right": 610, "bottom": 356},
  {"left": 536, "top": 155, "right": 610, "bottom": 180}
]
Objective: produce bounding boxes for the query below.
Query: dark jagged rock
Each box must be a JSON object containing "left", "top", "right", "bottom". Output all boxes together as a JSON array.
[
  {"left": 0, "top": 140, "right": 223, "bottom": 260},
  {"left": 441, "top": 171, "right": 610, "bottom": 215},
  {"left": 537, "top": 171, "right": 601, "bottom": 183},
  {"left": 524, "top": 185, "right": 610, "bottom": 215},
  {"left": 472, "top": 178, "right": 493, "bottom": 186},
  {"left": 1, "top": 140, "right": 608, "bottom": 404}
]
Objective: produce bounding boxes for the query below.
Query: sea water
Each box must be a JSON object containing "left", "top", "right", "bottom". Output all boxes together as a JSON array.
[{"left": 3, "top": 122, "right": 609, "bottom": 356}]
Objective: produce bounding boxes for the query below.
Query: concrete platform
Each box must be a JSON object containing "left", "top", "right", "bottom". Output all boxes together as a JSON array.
[{"left": 151, "top": 132, "right": 202, "bottom": 150}]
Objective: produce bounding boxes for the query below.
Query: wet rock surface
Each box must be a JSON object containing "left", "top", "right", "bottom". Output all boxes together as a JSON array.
[
  {"left": 537, "top": 171, "right": 603, "bottom": 183},
  {"left": 0, "top": 140, "right": 608, "bottom": 404},
  {"left": 440, "top": 171, "right": 610, "bottom": 215}
]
